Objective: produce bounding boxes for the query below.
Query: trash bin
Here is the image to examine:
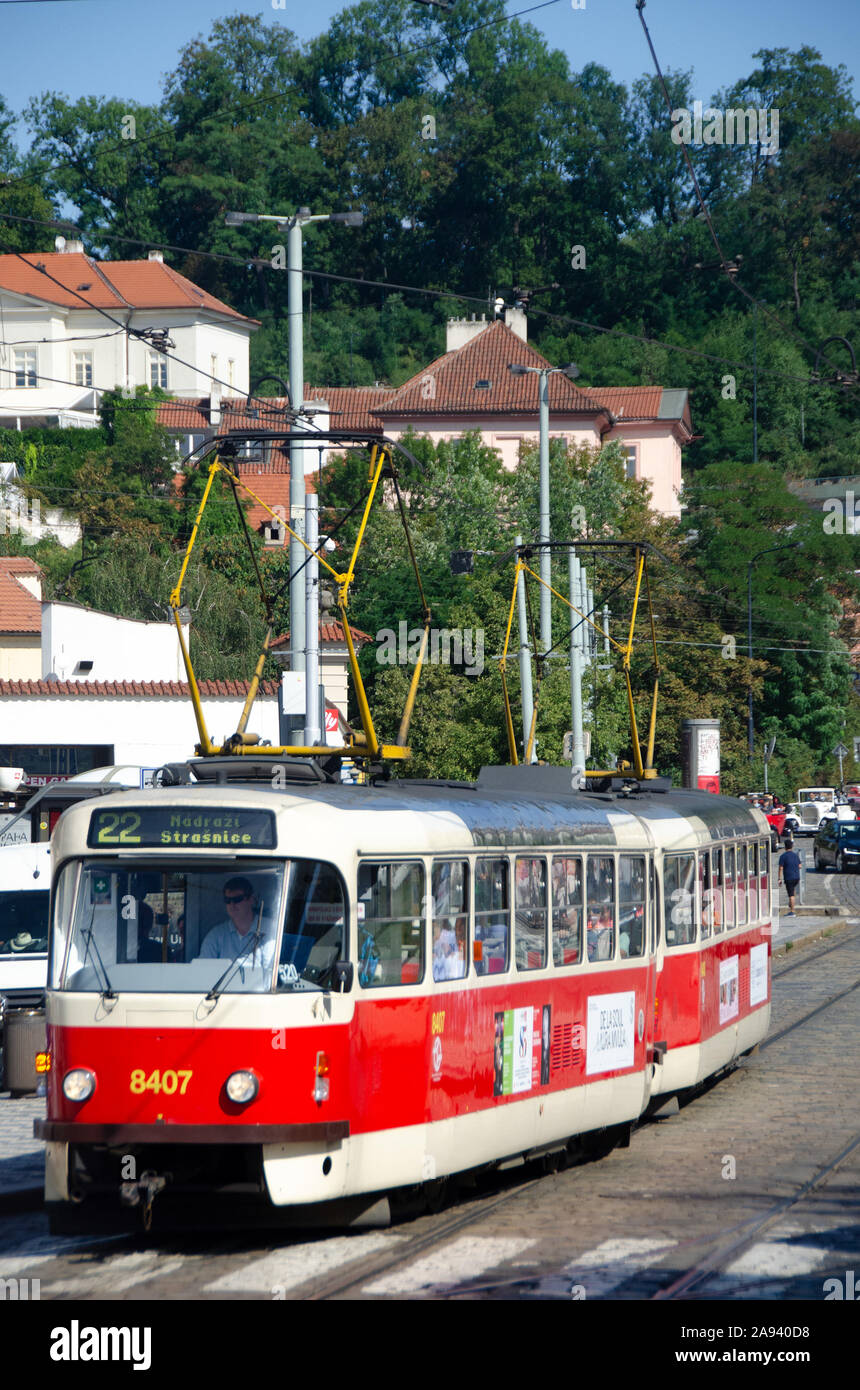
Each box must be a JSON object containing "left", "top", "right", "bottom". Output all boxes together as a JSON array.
[{"left": 3, "top": 1008, "right": 46, "bottom": 1096}]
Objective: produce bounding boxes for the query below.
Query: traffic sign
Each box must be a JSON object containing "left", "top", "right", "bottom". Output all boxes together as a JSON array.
[{"left": 832, "top": 742, "right": 849, "bottom": 759}]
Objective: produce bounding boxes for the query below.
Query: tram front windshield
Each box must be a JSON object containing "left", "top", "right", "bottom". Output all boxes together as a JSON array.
[{"left": 52, "top": 858, "right": 347, "bottom": 994}]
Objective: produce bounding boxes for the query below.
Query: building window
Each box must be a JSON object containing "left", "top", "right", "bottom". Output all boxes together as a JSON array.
[
  {"left": 228, "top": 359, "right": 235, "bottom": 388},
  {"left": 623, "top": 445, "right": 638, "bottom": 479},
  {"left": 210, "top": 354, "right": 218, "bottom": 384},
  {"left": 13, "top": 350, "right": 37, "bottom": 387},
  {"left": 149, "top": 353, "right": 168, "bottom": 389},
  {"left": 72, "top": 352, "right": 93, "bottom": 387}
]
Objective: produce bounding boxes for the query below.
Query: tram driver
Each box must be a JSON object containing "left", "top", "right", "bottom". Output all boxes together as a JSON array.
[{"left": 199, "top": 877, "right": 276, "bottom": 972}]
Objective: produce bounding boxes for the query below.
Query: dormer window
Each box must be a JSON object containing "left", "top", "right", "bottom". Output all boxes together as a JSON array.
[{"left": 474, "top": 379, "right": 492, "bottom": 390}]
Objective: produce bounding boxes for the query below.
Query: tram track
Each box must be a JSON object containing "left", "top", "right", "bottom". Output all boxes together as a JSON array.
[
  {"left": 652, "top": 1129, "right": 860, "bottom": 1301},
  {"left": 309, "top": 929, "right": 860, "bottom": 1301}
]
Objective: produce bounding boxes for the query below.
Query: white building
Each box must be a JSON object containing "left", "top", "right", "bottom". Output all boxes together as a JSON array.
[
  {"left": 0, "top": 244, "right": 258, "bottom": 428},
  {"left": 0, "top": 678, "right": 281, "bottom": 784}
]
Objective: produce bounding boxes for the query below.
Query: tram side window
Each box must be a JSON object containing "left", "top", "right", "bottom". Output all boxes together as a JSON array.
[
  {"left": 748, "top": 843, "right": 757, "bottom": 921},
  {"left": 357, "top": 861, "right": 424, "bottom": 987},
  {"left": 277, "top": 860, "right": 346, "bottom": 989},
  {"left": 619, "top": 856, "right": 646, "bottom": 958},
  {"left": 724, "top": 846, "right": 736, "bottom": 930},
  {"left": 474, "top": 857, "right": 509, "bottom": 976},
  {"left": 664, "top": 854, "right": 696, "bottom": 947},
  {"left": 551, "top": 856, "right": 582, "bottom": 966},
  {"left": 737, "top": 843, "right": 749, "bottom": 927},
  {"left": 700, "top": 853, "right": 711, "bottom": 940},
  {"left": 586, "top": 856, "right": 615, "bottom": 962},
  {"left": 432, "top": 860, "right": 468, "bottom": 982},
  {"left": 758, "top": 840, "right": 770, "bottom": 920},
  {"left": 515, "top": 857, "right": 547, "bottom": 971}
]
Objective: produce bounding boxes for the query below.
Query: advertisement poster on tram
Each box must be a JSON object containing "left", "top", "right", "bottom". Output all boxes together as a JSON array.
[
  {"left": 749, "top": 943, "right": 769, "bottom": 1007},
  {"left": 494, "top": 1007, "right": 547, "bottom": 1095},
  {"left": 719, "top": 955, "right": 740, "bottom": 1023},
  {"left": 586, "top": 991, "right": 635, "bottom": 1075}
]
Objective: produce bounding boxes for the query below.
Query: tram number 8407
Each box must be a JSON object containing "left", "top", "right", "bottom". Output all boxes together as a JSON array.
[{"left": 129, "top": 1069, "right": 193, "bottom": 1095}]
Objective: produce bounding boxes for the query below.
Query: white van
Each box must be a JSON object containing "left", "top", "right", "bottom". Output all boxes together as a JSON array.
[{"left": 0, "top": 842, "right": 51, "bottom": 1015}]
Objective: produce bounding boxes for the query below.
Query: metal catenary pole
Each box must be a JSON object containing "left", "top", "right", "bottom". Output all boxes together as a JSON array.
[
  {"left": 539, "top": 369, "right": 552, "bottom": 656},
  {"left": 569, "top": 547, "right": 586, "bottom": 788},
  {"left": 304, "top": 493, "right": 321, "bottom": 746},
  {"left": 516, "top": 536, "right": 537, "bottom": 763},
  {"left": 288, "top": 216, "right": 307, "bottom": 676}
]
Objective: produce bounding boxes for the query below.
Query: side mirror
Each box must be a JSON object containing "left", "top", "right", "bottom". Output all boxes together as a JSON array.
[{"left": 332, "top": 960, "right": 354, "bottom": 993}]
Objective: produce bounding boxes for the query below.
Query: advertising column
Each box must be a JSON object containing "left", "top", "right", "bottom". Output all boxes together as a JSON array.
[{"left": 681, "top": 718, "right": 720, "bottom": 794}]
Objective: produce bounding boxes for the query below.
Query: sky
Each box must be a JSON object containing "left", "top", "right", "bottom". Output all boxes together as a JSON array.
[{"left": 0, "top": 0, "right": 857, "bottom": 128}]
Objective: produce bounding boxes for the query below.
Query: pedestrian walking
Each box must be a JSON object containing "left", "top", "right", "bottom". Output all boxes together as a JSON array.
[{"left": 778, "top": 839, "right": 802, "bottom": 916}]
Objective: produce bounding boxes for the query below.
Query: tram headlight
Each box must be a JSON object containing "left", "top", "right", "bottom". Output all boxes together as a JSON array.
[
  {"left": 62, "top": 1068, "right": 95, "bottom": 1103},
  {"left": 225, "top": 1070, "right": 259, "bottom": 1104},
  {"left": 313, "top": 1051, "right": 330, "bottom": 1104}
]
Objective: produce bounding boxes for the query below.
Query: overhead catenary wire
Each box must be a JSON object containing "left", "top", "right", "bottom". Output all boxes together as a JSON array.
[{"left": 0, "top": 212, "right": 850, "bottom": 398}]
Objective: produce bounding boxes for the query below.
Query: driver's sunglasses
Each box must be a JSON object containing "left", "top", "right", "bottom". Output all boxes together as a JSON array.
[{"left": 224, "top": 893, "right": 248, "bottom": 905}]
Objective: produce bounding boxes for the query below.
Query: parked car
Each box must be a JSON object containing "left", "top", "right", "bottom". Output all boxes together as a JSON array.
[{"left": 813, "top": 818, "right": 860, "bottom": 872}]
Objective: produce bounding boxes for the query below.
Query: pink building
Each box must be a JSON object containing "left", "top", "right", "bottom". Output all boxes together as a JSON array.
[{"left": 158, "top": 310, "right": 693, "bottom": 527}]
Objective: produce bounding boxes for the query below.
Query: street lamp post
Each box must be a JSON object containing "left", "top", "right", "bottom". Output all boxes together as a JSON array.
[
  {"left": 507, "top": 360, "right": 579, "bottom": 655},
  {"left": 747, "top": 541, "right": 801, "bottom": 757},
  {"left": 226, "top": 207, "right": 362, "bottom": 740}
]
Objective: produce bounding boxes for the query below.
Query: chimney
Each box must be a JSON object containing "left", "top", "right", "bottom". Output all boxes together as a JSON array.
[
  {"left": 446, "top": 315, "right": 493, "bottom": 352},
  {"left": 209, "top": 384, "right": 221, "bottom": 427},
  {"left": 504, "top": 306, "right": 528, "bottom": 341},
  {"left": 56, "top": 238, "right": 84, "bottom": 254},
  {"left": 148, "top": 250, "right": 164, "bottom": 263}
]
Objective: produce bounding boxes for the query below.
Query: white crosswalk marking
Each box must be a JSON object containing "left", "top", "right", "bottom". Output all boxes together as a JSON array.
[
  {"left": 563, "top": 1237, "right": 675, "bottom": 1297},
  {"left": 46, "top": 1251, "right": 189, "bottom": 1296},
  {"left": 718, "top": 1224, "right": 838, "bottom": 1283},
  {"left": 362, "top": 1236, "right": 535, "bottom": 1294},
  {"left": 204, "top": 1233, "right": 403, "bottom": 1295}
]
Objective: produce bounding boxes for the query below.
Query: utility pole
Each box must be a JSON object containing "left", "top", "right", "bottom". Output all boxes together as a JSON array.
[
  {"left": 304, "top": 493, "right": 321, "bottom": 747},
  {"left": 225, "top": 206, "right": 362, "bottom": 732},
  {"left": 538, "top": 369, "right": 551, "bottom": 656},
  {"left": 516, "top": 536, "right": 537, "bottom": 763},
  {"left": 507, "top": 358, "right": 580, "bottom": 659},
  {"left": 288, "top": 217, "right": 308, "bottom": 680},
  {"left": 569, "top": 547, "right": 586, "bottom": 788}
]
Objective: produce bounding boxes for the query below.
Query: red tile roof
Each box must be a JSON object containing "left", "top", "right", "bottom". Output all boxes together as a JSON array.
[
  {"left": 0, "top": 556, "right": 43, "bottom": 576},
  {"left": 374, "top": 321, "right": 611, "bottom": 419},
  {"left": 0, "top": 573, "right": 41, "bottom": 633},
  {"left": 589, "top": 387, "right": 663, "bottom": 419},
  {"left": 270, "top": 621, "right": 372, "bottom": 649},
  {"left": 0, "top": 679, "right": 280, "bottom": 697},
  {"left": 306, "top": 386, "right": 393, "bottom": 434},
  {"left": 0, "top": 254, "right": 257, "bottom": 324}
]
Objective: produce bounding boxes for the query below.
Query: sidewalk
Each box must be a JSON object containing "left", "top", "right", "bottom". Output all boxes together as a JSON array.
[{"left": 0, "top": 1092, "right": 44, "bottom": 1212}]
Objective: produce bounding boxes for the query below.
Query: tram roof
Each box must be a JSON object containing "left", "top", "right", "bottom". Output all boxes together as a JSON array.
[{"left": 57, "top": 762, "right": 767, "bottom": 853}]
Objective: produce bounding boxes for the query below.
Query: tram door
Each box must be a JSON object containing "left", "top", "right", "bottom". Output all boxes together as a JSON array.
[{"left": 648, "top": 853, "right": 667, "bottom": 1094}]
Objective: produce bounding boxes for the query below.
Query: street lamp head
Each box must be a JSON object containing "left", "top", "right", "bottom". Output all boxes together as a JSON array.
[
  {"left": 507, "top": 363, "right": 531, "bottom": 376},
  {"left": 225, "top": 211, "right": 259, "bottom": 226},
  {"left": 562, "top": 362, "right": 580, "bottom": 380},
  {"left": 330, "top": 211, "right": 364, "bottom": 226}
]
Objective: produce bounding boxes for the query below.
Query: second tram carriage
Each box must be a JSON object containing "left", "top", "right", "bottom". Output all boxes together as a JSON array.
[{"left": 36, "top": 763, "right": 773, "bottom": 1231}]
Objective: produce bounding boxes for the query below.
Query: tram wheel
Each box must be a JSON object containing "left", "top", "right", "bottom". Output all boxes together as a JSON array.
[{"left": 424, "top": 1178, "right": 448, "bottom": 1214}]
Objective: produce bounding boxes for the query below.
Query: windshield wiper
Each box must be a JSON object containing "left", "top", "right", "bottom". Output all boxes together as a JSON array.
[
  {"left": 79, "top": 906, "right": 117, "bottom": 1002},
  {"left": 205, "top": 899, "right": 266, "bottom": 1003}
]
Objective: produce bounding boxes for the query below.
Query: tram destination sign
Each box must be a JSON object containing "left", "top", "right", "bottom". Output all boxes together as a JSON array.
[{"left": 87, "top": 807, "right": 277, "bottom": 849}]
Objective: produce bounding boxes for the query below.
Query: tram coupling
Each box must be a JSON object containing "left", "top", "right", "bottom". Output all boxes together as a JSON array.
[{"left": 119, "top": 1170, "right": 170, "bottom": 1231}]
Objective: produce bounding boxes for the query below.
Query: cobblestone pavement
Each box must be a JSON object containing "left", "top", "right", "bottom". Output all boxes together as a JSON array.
[{"left": 0, "top": 911, "right": 856, "bottom": 1303}]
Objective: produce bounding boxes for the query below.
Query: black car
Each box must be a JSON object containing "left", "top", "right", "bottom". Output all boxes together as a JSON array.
[{"left": 813, "top": 819, "right": 860, "bottom": 872}]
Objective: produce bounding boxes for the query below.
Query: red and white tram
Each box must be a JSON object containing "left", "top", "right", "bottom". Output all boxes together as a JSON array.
[{"left": 37, "top": 762, "right": 773, "bottom": 1232}]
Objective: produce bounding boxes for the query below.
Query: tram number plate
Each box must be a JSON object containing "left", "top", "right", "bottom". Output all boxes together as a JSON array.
[{"left": 129, "top": 1069, "right": 192, "bottom": 1095}]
